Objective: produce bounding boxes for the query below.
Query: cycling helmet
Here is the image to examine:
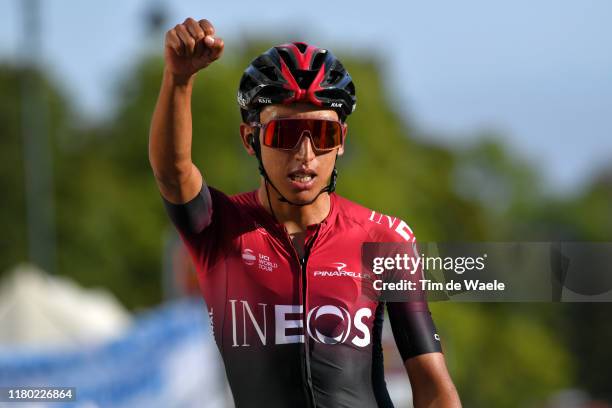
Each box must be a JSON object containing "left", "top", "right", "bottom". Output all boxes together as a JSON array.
[{"left": 237, "top": 42, "right": 356, "bottom": 122}]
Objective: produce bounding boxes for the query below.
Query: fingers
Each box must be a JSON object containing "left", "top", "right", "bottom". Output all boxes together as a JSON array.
[
  {"left": 175, "top": 24, "right": 195, "bottom": 55},
  {"left": 184, "top": 17, "right": 205, "bottom": 38},
  {"left": 165, "top": 17, "right": 222, "bottom": 61},
  {"left": 184, "top": 18, "right": 206, "bottom": 58},
  {"left": 198, "top": 19, "right": 215, "bottom": 37},
  {"left": 165, "top": 28, "right": 183, "bottom": 56},
  {"left": 202, "top": 37, "right": 224, "bottom": 63},
  {"left": 199, "top": 19, "right": 217, "bottom": 51},
  {"left": 208, "top": 37, "right": 224, "bottom": 61}
]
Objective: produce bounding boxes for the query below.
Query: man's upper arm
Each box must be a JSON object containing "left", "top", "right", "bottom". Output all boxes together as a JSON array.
[{"left": 155, "top": 162, "right": 203, "bottom": 206}]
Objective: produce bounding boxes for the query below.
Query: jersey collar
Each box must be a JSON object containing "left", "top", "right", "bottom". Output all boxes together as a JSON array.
[{"left": 250, "top": 189, "right": 338, "bottom": 235}]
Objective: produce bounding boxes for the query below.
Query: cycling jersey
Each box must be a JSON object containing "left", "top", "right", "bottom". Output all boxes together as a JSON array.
[{"left": 162, "top": 183, "right": 442, "bottom": 408}]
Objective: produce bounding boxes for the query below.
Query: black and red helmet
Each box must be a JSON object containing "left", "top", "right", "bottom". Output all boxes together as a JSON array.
[{"left": 237, "top": 42, "right": 356, "bottom": 122}]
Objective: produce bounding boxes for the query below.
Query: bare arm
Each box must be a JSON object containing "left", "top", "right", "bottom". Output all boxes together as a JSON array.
[
  {"left": 148, "top": 17, "right": 224, "bottom": 204},
  {"left": 406, "top": 353, "right": 461, "bottom": 408},
  {"left": 149, "top": 70, "right": 201, "bottom": 203}
]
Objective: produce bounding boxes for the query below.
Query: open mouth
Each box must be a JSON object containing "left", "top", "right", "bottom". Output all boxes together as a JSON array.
[
  {"left": 288, "top": 169, "right": 317, "bottom": 188},
  {"left": 289, "top": 174, "right": 314, "bottom": 182}
]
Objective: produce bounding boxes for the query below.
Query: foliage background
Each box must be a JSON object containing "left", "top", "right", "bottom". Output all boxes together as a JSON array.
[{"left": 1, "top": 39, "right": 611, "bottom": 406}]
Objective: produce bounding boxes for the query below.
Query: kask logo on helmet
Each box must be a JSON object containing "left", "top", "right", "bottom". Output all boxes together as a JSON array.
[{"left": 228, "top": 300, "right": 372, "bottom": 348}]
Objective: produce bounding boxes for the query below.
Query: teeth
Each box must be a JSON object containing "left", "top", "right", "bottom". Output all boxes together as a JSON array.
[{"left": 291, "top": 174, "right": 313, "bottom": 182}]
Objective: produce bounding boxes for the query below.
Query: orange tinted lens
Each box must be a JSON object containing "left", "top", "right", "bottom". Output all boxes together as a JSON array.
[
  {"left": 311, "top": 120, "right": 343, "bottom": 150},
  {"left": 263, "top": 120, "right": 300, "bottom": 149},
  {"left": 262, "top": 119, "right": 342, "bottom": 150},
  {"left": 262, "top": 120, "right": 286, "bottom": 148}
]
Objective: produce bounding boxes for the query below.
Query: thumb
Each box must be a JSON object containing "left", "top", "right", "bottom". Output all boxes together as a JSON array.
[{"left": 209, "top": 37, "right": 224, "bottom": 60}]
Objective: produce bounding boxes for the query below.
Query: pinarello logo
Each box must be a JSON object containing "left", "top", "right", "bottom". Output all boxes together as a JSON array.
[
  {"left": 306, "top": 305, "right": 352, "bottom": 344},
  {"left": 242, "top": 249, "right": 256, "bottom": 265},
  {"left": 313, "top": 261, "right": 371, "bottom": 279}
]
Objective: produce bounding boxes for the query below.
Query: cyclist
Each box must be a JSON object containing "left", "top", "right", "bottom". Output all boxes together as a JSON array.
[{"left": 149, "top": 17, "right": 461, "bottom": 408}]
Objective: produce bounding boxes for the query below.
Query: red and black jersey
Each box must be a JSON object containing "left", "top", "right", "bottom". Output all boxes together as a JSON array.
[{"left": 163, "top": 184, "right": 442, "bottom": 408}]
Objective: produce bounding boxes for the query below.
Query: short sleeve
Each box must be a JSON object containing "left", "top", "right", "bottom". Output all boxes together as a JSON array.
[
  {"left": 161, "top": 183, "right": 238, "bottom": 269},
  {"left": 367, "top": 219, "right": 444, "bottom": 360},
  {"left": 383, "top": 238, "right": 443, "bottom": 360},
  {"left": 162, "top": 181, "right": 213, "bottom": 236}
]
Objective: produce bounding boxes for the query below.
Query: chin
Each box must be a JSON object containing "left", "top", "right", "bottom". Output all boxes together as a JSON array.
[
  {"left": 292, "top": 190, "right": 321, "bottom": 204},
  {"left": 281, "top": 183, "right": 325, "bottom": 204}
]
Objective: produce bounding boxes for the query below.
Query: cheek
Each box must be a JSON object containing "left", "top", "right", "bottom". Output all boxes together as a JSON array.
[
  {"left": 262, "top": 147, "right": 291, "bottom": 173},
  {"left": 319, "top": 151, "right": 338, "bottom": 169}
]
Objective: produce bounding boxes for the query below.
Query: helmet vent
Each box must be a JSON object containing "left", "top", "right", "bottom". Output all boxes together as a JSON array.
[
  {"left": 312, "top": 52, "right": 327, "bottom": 70},
  {"left": 327, "top": 70, "right": 343, "bottom": 85},
  {"left": 259, "top": 66, "right": 278, "bottom": 81},
  {"left": 277, "top": 49, "right": 293, "bottom": 66},
  {"left": 294, "top": 42, "right": 308, "bottom": 52},
  {"left": 240, "top": 75, "right": 258, "bottom": 92},
  {"left": 346, "top": 81, "right": 355, "bottom": 95},
  {"left": 295, "top": 69, "right": 317, "bottom": 89}
]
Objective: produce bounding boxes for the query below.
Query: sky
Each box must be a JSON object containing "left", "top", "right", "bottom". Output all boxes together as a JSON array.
[{"left": 1, "top": 0, "right": 611, "bottom": 194}]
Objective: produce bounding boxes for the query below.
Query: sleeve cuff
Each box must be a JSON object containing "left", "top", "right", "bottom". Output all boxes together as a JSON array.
[{"left": 161, "top": 182, "right": 213, "bottom": 235}]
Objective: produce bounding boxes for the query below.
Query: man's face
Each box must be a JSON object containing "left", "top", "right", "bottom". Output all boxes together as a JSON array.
[{"left": 240, "top": 103, "right": 346, "bottom": 204}]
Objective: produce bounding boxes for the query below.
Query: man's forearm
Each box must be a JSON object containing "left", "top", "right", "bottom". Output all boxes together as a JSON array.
[
  {"left": 406, "top": 353, "right": 461, "bottom": 408},
  {"left": 148, "top": 69, "right": 201, "bottom": 203},
  {"left": 411, "top": 380, "right": 461, "bottom": 408}
]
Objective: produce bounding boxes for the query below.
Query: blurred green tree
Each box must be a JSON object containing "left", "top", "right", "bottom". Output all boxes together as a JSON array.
[
  {"left": 5, "top": 39, "right": 612, "bottom": 404},
  {"left": 0, "top": 65, "right": 69, "bottom": 275},
  {"left": 0, "top": 66, "right": 28, "bottom": 273}
]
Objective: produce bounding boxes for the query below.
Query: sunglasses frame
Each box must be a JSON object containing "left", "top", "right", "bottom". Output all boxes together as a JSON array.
[{"left": 250, "top": 118, "right": 347, "bottom": 152}]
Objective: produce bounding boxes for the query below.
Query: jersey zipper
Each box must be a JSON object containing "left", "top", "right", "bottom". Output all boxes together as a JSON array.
[
  {"left": 300, "top": 242, "right": 317, "bottom": 408},
  {"left": 281, "top": 225, "right": 320, "bottom": 408}
]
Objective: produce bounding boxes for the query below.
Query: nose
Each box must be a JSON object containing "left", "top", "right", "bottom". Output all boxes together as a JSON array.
[{"left": 295, "top": 130, "right": 316, "bottom": 162}]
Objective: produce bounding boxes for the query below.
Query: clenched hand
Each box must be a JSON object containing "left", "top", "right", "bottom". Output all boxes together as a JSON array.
[{"left": 164, "top": 17, "right": 224, "bottom": 78}]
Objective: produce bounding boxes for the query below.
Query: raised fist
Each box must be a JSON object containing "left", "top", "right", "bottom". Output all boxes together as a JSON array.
[{"left": 164, "top": 18, "right": 224, "bottom": 78}]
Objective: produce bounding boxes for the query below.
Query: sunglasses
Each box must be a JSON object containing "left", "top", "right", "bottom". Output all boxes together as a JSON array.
[{"left": 251, "top": 118, "right": 346, "bottom": 151}]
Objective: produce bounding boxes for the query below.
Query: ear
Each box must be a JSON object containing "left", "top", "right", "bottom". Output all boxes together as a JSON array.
[
  {"left": 240, "top": 123, "right": 257, "bottom": 156},
  {"left": 337, "top": 122, "right": 348, "bottom": 156}
]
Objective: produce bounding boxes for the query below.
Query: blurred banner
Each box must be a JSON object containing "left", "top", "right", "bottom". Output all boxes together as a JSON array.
[{"left": 0, "top": 297, "right": 226, "bottom": 408}]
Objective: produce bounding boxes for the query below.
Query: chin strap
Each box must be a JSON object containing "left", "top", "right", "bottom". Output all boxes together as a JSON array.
[{"left": 250, "top": 129, "right": 338, "bottom": 208}]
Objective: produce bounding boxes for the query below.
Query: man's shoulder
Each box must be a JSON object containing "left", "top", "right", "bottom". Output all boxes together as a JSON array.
[
  {"left": 333, "top": 194, "right": 416, "bottom": 243},
  {"left": 203, "top": 186, "right": 263, "bottom": 230},
  {"left": 208, "top": 186, "right": 258, "bottom": 208}
]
